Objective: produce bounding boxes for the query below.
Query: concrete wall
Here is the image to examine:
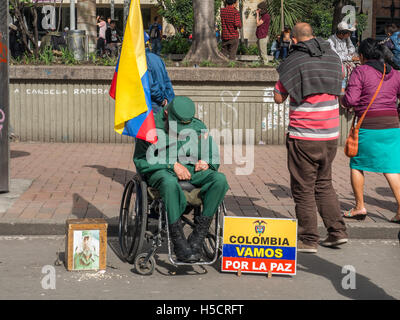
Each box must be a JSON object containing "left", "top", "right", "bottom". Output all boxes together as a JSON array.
[{"left": 9, "top": 66, "right": 353, "bottom": 145}]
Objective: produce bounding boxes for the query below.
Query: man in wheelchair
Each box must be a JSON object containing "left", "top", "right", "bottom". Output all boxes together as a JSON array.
[{"left": 133, "top": 96, "right": 229, "bottom": 263}]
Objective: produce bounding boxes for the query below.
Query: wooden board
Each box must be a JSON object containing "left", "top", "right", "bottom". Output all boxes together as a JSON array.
[{"left": 65, "top": 218, "right": 108, "bottom": 271}]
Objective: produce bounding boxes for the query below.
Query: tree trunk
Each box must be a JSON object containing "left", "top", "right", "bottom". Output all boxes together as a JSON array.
[
  {"left": 57, "top": 0, "right": 64, "bottom": 32},
  {"left": 30, "top": 3, "right": 39, "bottom": 57},
  {"left": 11, "top": 0, "right": 30, "bottom": 54},
  {"left": 77, "top": 0, "right": 97, "bottom": 53},
  {"left": 332, "top": 0, "right": 350, "bottom": 34},
  {"left": 184, "top": 0, "right": 227, "bottom": 63}
]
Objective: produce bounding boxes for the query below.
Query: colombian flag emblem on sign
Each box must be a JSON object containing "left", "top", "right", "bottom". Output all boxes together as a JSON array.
[{"left": 221, "top": 217, "right": 297, "bottom": 275}]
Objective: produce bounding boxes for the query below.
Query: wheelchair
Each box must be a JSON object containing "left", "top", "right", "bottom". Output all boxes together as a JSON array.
[{"left": 118, "top": 173, "right": 226, "bottom": 275}]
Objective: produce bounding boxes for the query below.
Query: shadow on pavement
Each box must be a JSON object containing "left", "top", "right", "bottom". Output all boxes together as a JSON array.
[
  {"left": 265, "top": 183, "right": 292, "bottom": 199},
  {"left": 224, "top": 195, "right": 292, "bottom": 219},
  {"left": 297, "top": 254, "right": 396, "bottom": 300},
  {"left": 375, "top": 187, "right": 395, "bottom": 198},
  {"left": 10, "top": 150, "right": 30, "bottom": 159},
  {"left": 70, "top": 193, "right": 123, "bottom": 262},
  {"left": 84, "top": 165, "right": 135, "bottom": 188}
]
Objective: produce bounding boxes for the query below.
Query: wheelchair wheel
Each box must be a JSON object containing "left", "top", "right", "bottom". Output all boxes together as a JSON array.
[
  {"left": 203, "top": 203, "right": 225, "bottom": 260},
  {"left": 118, "top": 176, "right": 148, "bottom": 263},
  {"left": 134, "top": 253, "right": 155, "bottom": 276}
]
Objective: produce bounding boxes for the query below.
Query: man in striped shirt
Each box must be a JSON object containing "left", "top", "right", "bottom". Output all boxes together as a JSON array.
[
  {"left": 274, "top": 23, "right": 348, "bottom": 253},
  {"left": 220, "top": 0, "right": 242, "bottom": 60}
]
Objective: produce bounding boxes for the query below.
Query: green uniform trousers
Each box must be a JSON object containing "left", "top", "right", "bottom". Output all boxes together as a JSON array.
[{"left": 148, "top": 167, "right": 229, "bottom": 224}]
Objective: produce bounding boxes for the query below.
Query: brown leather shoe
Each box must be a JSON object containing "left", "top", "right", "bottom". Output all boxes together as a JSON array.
[
  {"left": 297, "top": 240, "right": 318, "bottom": 253},
  {"left": 319, "top": 235, "right": 348, "bottom": 248}
]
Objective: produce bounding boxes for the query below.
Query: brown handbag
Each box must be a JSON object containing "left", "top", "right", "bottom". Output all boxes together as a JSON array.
[{"left": 344, "top": 64, "right": 386, "bottom": 158}]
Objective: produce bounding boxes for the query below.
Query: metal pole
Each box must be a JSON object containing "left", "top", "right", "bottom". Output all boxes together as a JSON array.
[
  {"left": 281, "top": 0, "right": 284, "bottom": 31},
  {"left": 111, "top": 0, "right": 115, "bottom": 20},
  {"left": 123, "top": 0, "right": 131, "bottom": 32},
  {"left": 0, "top": 0, "right": 10, "bottom": 193},
  {"left": 70, "top": 0, "right": 76, "bottom": 30}
]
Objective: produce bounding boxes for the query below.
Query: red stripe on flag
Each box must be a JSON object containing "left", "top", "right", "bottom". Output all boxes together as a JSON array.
[
  {"left": 109, "top": 71, "right": 118, "bottom": 100},
  {"left": 136, "top": 110, "right": 158, "bottom": 144}
]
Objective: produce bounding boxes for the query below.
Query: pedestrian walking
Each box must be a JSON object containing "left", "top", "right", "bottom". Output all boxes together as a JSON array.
[
  {"left": 274, "top": 23, "right": 348, "bottom": 253},
  {"left": 149, "top": 16, "right": 162, "bottom": 56},
  {"left": 220, "top": 0, "right": 242, "bottom": 60},
  {"left": 255, "top": 1, "right": 271, "bottom": 65},
  {"left": 341, "top": 38, "right": 400, "bottom": 224}
]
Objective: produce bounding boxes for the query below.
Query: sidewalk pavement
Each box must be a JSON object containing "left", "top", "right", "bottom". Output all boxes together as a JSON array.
[{"left": 0, "top": 142, "right": 399, "bottom": 238}]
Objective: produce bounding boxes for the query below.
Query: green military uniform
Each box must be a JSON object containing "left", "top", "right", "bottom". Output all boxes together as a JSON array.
[{"left": 133, "top": 96, "right": 229, "bottom": 224}]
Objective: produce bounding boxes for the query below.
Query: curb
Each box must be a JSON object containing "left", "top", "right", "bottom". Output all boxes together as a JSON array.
[{"left": 0, "top": 222, "right": 398, "bottom": 240}]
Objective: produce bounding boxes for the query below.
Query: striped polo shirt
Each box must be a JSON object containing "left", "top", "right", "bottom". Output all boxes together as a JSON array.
[{"left": 275, "top": 80, "right": 340, "bottom": 141}]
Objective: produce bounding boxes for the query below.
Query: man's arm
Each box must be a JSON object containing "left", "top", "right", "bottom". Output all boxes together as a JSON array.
[
  {"left": 133, "top": 138, "right": 169, "bottom": 176},
  {"left": 346, "top": 37, "right": 356, "bottom": 59},
  {"left": 148, "top": 68, "right": 164, "bottom": 105},
  {"left": 274, "top": 81, "right": 289, "bottom": 104},
  {"left": 234, "top": 10, "right": 242, "bottom": 29},
  {"left": 161, "top": 59, "right": 175, "bottom": 104},
  {"left": 256, "top": 10, "right": 264, "bottom": 27}
]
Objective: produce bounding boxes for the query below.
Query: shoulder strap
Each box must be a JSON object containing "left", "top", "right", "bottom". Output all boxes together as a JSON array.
[{"left": 355, "top": 63, "right": 386, "bottom": 130}]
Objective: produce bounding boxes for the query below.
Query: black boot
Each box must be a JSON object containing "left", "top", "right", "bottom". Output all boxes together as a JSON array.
[
  {"left": 188, "top": 215, "right": 213, "bottom": 259},
  {"left": 169, "top": 220, "right": 199, "bottom": 263}
]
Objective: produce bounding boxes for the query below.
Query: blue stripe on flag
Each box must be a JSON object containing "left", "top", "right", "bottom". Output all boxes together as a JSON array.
[
  {"left": 223, "top": 244, "right": 296, "bottom": 260},
  {"left": 122, "top": 71, "right": 153, "bottom": 137}
]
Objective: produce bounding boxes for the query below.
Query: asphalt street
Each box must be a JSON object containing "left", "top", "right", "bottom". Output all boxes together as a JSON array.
[{"left": 0, "top": 236, "right": 399, "bottom": 300}]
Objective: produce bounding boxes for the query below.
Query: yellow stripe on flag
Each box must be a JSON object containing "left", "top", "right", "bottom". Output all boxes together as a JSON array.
[{"left": 114, "top": 0, "right": 148, "bottom": 135}]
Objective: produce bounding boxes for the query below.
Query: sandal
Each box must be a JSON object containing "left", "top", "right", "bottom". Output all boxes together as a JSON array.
[
  {"left": 343, "top": 208, "right": 367, "bottom": 220},
  {"left": 390, "top": 216, "right": 400, "bottom": 224}
]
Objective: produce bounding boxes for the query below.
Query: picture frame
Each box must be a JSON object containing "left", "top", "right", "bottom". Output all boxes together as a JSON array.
[{"left": 65, "top": 218, "right": 108, "bottom": 271}]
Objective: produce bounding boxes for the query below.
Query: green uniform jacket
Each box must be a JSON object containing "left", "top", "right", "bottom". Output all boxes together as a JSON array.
[{"left": 133, "top": 111, "right": 221, "bottom": 179}]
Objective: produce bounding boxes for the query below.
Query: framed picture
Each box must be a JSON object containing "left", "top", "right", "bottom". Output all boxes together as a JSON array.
[
  {"left": 73, "top": 230, "right": 100, "bottom": 270},
  {"left": 65, "top": 219, "right": 107, "bottom": 271}
]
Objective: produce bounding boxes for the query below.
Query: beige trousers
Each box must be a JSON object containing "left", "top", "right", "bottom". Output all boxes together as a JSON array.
[{"left": 257, "top": 36, "right": 270, "bottom": 64}]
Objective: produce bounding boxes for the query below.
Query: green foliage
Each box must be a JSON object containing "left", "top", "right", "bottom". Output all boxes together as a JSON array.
[
  {"left": 39, "top": 46, "right": 54, "bottom": 65},
  {"left": 303, "top": 0, "right": 334, "bottom": 39},
  {"left": 98, "top": 55, "right": 118, "bottom": 66},
  {"left": 161, "top": 35, "right": 191, "bottom": 55},
  {"left": 157, "top": 0, "right": 223, "bottom": 36},
  {"left": 60, "top": 47, "right": 78, "bottom": 65},
  {"left": 248, "top": 61, "right": 261, "bottom": 68},
  {"left": 12, "top": 49, "right": 117, "bottom": 66},
  {"left": 199, "top": 60, "right": 217, "bottom": 67},
  {"left": 157, "top": 0, "right": 194, "bottom": 35},
  {"left": 357, "top": 13, "right": 368, "bottom": 35},
  {"left": 236, "top": 43, "right": 259, "bottom": 56},
  {"left": 265, "top": 0, "right": 309, "bottom": 38}
]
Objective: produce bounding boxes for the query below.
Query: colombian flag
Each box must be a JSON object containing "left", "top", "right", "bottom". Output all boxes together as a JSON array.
[{"left": 109, "top": 0, "right": 157, "bottom": 143}]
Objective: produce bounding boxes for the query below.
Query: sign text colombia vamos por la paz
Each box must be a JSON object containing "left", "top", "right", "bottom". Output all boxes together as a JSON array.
[{"left": 222, "top": 217, "right": 297, "bottom": 275}]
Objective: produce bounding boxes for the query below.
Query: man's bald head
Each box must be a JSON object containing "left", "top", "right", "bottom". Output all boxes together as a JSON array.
[{"left": 292, "top": 23, "right": 314, "bottom": 42}]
